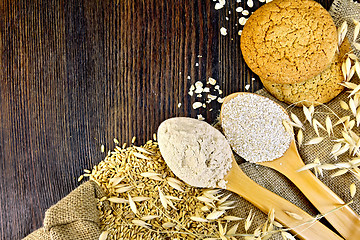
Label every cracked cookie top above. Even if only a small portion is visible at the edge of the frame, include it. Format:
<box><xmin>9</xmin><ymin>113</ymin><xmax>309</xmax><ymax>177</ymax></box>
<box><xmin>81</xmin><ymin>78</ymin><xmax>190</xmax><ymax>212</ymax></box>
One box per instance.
<box><xmin>240</xmin><ymin>0</ymin><xmax>337</xmax><ymax>84</ymax></box>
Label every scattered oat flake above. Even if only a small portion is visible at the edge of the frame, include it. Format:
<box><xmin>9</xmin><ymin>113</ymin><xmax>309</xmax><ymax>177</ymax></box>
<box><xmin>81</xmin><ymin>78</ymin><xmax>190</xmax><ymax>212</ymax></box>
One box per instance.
<box><xmin>236</xmin><ymin>7</ymin><xmax>243</xmax><ymax>12</ymax></box>
<box><xmin>78</xmin><ymin>175</ymin><xmax>84</xmax><ymax>182</ymax></box>
<box><xmin>101</xmin><ymin>144</ymin><xmax>105</xmax><ymax>153</ymax></box>
<box><xmin>208</xmin><ymin>77</ymin><xmax>217</xmax><ymax>85</ymax></box>
<box><xmin>245</xmin><ymin>84</ymin><xmax>250</xmax><ymax>90</ymax></box>
<box><xmin>247</xmin><ymin>0</ymin><xmax>253</xmax><ymax>8</ymax></box>
<box><xmin>220</xmin><ymin>27</ymin><xmax>227</xmax><ymax>36</ymax></box>
<box><xmin>193</xmin><ymin>102</ymin><xmax>203</xmax><ymax>109</ymax></box>
<box><xmin>177</xmin><ymin>103</ymin><xmax>181</xmax><ymax>108</ymax></box>
<box><xmin>239</xmin><ymin>17</ymin><xmax>247</xmax><ymax>25</ymax></box>
<box><xmin>195</xmin><ymin>81</ymin><xmax>203</xmax><ymax>88</ymax></box>
<box><xmin>208</xmin><ymin>94</ymin><xmax>217</xmax><ymax>100</ymax></box>
<box><xmin>242</xmin><ymin>10</ymin><xmax>249</xmax><ymax>16</ymax></box>
<box><xmin>215</xmin><ymin>3</ymin><xmax>224</xmax><ymax>10</ymax></box>
<box><xmin>217</xmin><ymin>97</ymin><xmax>224</xmax><ymax>103</ymax></box>
<box><xmin>197</xmin><ymin>114</ymin><xmax>205</xmax><ymax>121</ymax></box>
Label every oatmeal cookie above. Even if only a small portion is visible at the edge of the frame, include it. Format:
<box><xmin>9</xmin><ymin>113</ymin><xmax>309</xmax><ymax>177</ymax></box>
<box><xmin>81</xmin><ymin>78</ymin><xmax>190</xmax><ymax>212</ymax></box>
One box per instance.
<box><xmin>241</xmin><ymin>0</ymin><xmax>338</xmax><ymax>84</ymax></box>
<box><xmin>261</xmin><ymin>39</ymin><xmax>351</xmax><ymax>107</ymax></box>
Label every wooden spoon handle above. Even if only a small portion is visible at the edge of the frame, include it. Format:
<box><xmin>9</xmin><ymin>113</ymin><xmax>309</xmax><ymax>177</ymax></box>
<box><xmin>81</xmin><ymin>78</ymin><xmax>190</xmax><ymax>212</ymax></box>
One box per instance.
<box><xmin>225</xmin><ymin>161</ymin><xmax>342</xmax><ymax>240</ymax></box>
<box><xmin>276</xmin><ymin>164</ymin><xmax>360</xmax><ymax>239</ymax></box>
<box><xmin>260</xmin><ymin>141</ymin><xmax>360</xmax><ymax>239</ymax></box>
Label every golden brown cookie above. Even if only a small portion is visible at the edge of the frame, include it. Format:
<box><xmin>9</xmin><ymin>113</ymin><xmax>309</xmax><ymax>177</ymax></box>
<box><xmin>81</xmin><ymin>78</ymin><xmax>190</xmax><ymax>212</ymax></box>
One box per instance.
<box><xmin>241</xmin><ymin>0</ymin><xmax>338</xmax><ymax>84</ymax></box>
<box><xmin>261</xmin><ymin>39</ymin><xmax>351</xmax><ymax>107</ymax></box>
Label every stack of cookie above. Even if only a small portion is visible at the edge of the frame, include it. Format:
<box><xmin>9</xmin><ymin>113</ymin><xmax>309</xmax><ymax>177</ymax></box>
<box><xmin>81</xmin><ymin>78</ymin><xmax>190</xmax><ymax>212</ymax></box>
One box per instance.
<box><xmin>241</xmin><ymin>0</ymin><xmax>351</xmax><ymax>107</ymax></box>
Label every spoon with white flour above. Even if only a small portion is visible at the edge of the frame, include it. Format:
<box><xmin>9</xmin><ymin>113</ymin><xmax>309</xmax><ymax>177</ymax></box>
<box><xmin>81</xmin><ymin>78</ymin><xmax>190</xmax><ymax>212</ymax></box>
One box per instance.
<box><xmin>220</xmin><ymin>92</ymin><xmax>360</xmax><ymax>239</ymax></box>
<box><xmin>157</xmin><ymin>117</ymin><xmax>342</xmax><ymax>240</ymax></box>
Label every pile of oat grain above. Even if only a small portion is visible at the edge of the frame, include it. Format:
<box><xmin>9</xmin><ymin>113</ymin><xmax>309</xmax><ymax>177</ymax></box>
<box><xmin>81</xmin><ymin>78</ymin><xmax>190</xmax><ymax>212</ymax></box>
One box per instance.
<box><xmin>83</xmin><ymin>139</ymin><xmax>239</xmax><ymax>239</ymax></box>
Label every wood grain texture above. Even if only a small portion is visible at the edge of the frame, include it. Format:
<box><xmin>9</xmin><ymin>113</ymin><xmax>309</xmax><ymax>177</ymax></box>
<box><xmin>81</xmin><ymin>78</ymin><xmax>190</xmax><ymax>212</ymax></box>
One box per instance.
<box><xmin>0</xmin><ymin>0</ymin><xmax>334</xmax><ymax>238</ymax></box>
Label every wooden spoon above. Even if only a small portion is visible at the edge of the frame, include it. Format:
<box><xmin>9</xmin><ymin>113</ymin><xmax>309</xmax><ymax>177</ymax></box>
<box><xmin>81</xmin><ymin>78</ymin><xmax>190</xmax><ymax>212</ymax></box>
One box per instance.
<box><xmin>220</xmin><ymin>92</ymin><xmax>360</xmax><ymax>239</ymax></box>
<box><xmin>224</xmin><ymin>156</ymin><xmax>342</xmax><ymax>240</ymax></box>
<box><xmin>157</xmin><ymin>117</ymin><xmax>342</xmax><ymax>240</ymax></box>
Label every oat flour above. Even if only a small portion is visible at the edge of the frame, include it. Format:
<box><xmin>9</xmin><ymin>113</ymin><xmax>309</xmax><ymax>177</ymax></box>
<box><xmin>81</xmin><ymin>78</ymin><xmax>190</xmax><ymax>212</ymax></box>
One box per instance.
<box><xmin>157</xmin><ymin>117</ymin><xmax>232</xmax><ymax>188</ymax></box>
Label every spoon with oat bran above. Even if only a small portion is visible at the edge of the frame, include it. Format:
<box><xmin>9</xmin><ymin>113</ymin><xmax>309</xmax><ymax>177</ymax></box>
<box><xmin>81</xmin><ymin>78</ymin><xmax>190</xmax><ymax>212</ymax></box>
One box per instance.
<box><xmin>220</xmin><ymin>92</ymin><xmax>360</xmax><ymax>239</ymax></box>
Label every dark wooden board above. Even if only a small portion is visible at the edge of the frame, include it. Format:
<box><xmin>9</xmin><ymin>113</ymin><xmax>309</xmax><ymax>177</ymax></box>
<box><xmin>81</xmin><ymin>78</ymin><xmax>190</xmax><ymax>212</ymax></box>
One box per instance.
<box><xmin>0</xmin><ymin>0</ymin><xmax>334</xmax><ymax>238</ymax></box>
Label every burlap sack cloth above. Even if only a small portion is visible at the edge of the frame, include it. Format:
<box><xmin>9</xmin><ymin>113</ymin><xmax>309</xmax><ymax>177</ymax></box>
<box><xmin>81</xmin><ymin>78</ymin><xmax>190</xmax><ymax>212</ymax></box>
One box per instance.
<box><xmin>24</xmin><ymin>0</ymin><xmax>360</xmax><ymax>239</ymax></box>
